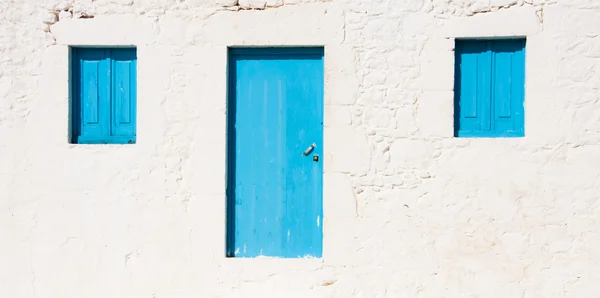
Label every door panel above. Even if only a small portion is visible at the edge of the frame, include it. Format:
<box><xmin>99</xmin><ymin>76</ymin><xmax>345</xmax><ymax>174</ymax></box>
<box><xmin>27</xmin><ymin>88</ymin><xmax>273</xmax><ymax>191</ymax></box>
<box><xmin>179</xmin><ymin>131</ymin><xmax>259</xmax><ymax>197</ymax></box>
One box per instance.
<box><xmin>227</xmin><ymin>48</ymin><xmax>324</xmax><ymax>258</ymax></box>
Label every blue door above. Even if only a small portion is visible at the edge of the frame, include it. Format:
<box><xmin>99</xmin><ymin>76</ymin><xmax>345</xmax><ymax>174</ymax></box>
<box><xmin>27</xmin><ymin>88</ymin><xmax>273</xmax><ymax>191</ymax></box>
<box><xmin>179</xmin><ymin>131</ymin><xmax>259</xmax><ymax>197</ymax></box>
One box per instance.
<box><xmin>227</xmin><ymin>48</ymin><xmax>324</xmax><ymax>258</ymax></box>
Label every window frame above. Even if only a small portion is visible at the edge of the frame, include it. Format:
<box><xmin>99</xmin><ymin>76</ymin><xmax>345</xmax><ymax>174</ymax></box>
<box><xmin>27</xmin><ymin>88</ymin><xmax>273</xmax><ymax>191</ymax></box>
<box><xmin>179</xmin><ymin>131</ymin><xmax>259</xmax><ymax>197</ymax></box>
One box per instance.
<box><xmin>70</xmin><ymin>47</ymin><xmax>137</xmax><ymax>144</ymax></box>
<box><xmin>453</xmin><ymin>38</ymin><xmax>526</xmax><ymax>138</ymax></box>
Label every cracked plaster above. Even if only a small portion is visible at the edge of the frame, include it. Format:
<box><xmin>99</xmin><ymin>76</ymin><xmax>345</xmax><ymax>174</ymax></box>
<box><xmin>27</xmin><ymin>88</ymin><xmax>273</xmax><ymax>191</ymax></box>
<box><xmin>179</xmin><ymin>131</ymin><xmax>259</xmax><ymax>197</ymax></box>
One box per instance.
<box><xmin>1</xmin><ymin>0</ymin><xmax>600</xmax><ymax>297</ymax></box>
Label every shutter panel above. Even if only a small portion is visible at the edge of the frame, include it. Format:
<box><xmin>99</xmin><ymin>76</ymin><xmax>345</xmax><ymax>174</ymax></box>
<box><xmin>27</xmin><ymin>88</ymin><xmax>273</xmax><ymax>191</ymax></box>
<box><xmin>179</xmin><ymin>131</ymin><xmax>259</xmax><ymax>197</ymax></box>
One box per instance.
<box><xmin>76</xmin><ymin>48</ymin><xmax>110</xmax><ymax>140</ymax></box>
<box><xmin>491</xmin><ymin>39</ymin><xmax>525</xmax><ymax>136</ymax></box>
<box><xmin>455</xmin><ymin>40</ymin><xmax>492</xmax><ymax>136</ymax></box>
<box><xmin>110</xmin><ymin>49</ymin><xmax>137</xmax><ymax>141</ymax></box>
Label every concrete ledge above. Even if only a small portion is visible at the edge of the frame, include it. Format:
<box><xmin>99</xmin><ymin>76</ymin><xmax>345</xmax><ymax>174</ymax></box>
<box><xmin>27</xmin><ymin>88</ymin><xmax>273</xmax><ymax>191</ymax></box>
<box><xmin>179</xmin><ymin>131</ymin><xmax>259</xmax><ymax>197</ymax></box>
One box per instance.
<box><xmin>50</xmin><ymin>14</ymin><xmax>155</xmax><ymax>46</ymax></box>
<box><xmin>436</xmin><ymin>6</ymin><xmax>540</xmax><ymax>38</ymax></box>
<box><xmin>187</xmin><ymin>3</ymin><xmax>345</xmax><ymax>46</ymax></box>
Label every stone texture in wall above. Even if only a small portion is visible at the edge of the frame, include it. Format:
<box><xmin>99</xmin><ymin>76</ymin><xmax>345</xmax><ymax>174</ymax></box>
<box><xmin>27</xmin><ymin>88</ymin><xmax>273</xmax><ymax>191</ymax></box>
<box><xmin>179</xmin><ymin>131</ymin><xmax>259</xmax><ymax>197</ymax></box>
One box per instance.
<box><xmin>424</xmin><ymin>0</ymin><xmax>557</xmax><ymax>17</ymax></box>
<box><xmin>2</xmin><ymin>0</ymin><xmax>600</xmax><ymax>297</ymax></box>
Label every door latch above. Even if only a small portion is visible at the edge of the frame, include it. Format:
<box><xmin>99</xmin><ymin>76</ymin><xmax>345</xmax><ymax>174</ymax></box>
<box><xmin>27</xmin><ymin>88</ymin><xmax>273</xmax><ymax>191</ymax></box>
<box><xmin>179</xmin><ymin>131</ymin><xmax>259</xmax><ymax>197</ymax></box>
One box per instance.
<box><xmin>303</xmin><ymin>143</ymin><xmax>316</xmax><ymax>156</ymax></box>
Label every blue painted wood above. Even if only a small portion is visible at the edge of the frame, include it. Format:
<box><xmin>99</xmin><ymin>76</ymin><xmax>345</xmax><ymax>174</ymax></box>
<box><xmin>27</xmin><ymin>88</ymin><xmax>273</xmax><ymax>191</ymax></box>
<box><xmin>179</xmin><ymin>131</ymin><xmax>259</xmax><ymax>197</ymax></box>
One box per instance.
<box><xmin>227</xmin><ymin>48</ymin><xmax>324</xmax><ymax>258</ymax></box>
<box><xmin>75</xmin><ymin>48</ymin><xmax>110</xmax><ymax>140</ymax></box>
<box><xmin>72</xmin><ymin>48</ymin><xmax>137</xmax><ymax>144</ymax></box>
<box><xmin>111</xmin><ymin>49</ymin><xmax>137</xmax><ymax>139</ymax></box>
<box><xmin>454</xmin><ymin>39</ymin><xmax>525</xmax><ymax>138</ymax></box>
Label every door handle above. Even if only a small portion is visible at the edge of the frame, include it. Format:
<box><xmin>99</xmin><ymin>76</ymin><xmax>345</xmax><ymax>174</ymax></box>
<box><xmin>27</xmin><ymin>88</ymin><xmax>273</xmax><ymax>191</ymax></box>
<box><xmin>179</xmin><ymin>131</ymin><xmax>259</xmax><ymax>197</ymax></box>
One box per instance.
<box><xmin>303</xmin><ymin>143</ymin><xmax>316</xmax><ymax>156</ymax></box>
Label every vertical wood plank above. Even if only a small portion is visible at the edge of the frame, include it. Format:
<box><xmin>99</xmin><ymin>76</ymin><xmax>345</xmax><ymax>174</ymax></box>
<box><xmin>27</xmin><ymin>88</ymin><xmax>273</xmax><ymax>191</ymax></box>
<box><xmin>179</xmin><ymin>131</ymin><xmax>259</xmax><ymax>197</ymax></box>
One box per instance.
<box><xmin>111</xmin><ymin>48</ymin><xmax>137</xmax><ymax>141</ymax></box>
<box><xmin>76</xmin><ymin>48</ymin><xmax>109</xmax><ymax>139</ymax></box>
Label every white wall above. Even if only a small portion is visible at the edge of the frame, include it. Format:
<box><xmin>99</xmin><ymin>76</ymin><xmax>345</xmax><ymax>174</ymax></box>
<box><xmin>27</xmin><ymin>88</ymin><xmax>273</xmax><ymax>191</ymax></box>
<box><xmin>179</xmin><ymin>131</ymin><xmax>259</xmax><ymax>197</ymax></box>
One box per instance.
<box><xmin>1</xmin><ymin>0</ymin><xmax>600</xmax><ymax>297</ymax></box>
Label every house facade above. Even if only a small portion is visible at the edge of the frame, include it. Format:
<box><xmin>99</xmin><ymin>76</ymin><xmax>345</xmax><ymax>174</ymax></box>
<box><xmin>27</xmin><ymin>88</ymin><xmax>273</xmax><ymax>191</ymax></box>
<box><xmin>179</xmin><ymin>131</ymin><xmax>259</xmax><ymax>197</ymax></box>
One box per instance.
<box><xmin>1</xmin><ymin>0</ymin><xmax>599</xmax><ymax>297</ymax></box>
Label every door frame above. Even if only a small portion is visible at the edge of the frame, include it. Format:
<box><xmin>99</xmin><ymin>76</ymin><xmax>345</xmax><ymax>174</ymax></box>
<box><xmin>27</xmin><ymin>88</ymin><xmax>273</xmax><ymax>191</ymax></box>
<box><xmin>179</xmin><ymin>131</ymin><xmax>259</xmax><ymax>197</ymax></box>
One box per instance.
<box><xmin>225</xmin><ymin>47</ymin><xmax>325</xmax><ymax>258</ymax></box>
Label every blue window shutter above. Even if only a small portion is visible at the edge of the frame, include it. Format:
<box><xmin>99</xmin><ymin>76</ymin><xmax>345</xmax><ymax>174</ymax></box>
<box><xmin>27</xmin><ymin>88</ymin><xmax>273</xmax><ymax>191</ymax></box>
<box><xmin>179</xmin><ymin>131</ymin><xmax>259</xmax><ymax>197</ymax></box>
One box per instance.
<box><xmin>72</xmin><ymin>48</ymin><xmax>136</xmax><ymax>144</ymax></box>
<box><xmin>491</xmin><ymin>39</ymin><xmax>525</xmax><ymax>136</ymax></box>
<box><xmin>455</xmin><ymin>40</ymin><xmax>492</xmax><ymax>135</ymax></box>
<box><xmin>455</xmin><ymin>39</ymin><xmax>525</xmax><ymax>137</ymax></box>
<box><xmin>110</xmin><ymin>49</ymin><xmax>137</xmax><ymax>140</ymax></box>
<box><xmin>75</xmin><ymin>48</ymin><xmax>111</xmax><ymax>140</ymax></box>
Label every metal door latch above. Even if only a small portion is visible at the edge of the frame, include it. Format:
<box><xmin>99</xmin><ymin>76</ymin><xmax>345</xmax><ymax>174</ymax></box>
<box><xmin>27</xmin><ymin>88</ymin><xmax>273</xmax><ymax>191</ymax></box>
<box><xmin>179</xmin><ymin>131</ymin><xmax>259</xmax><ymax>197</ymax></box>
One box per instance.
<box><xmin>303</xmin><ymin>143</ymin><xmax>316</xmax><ymax>156</ymax></box>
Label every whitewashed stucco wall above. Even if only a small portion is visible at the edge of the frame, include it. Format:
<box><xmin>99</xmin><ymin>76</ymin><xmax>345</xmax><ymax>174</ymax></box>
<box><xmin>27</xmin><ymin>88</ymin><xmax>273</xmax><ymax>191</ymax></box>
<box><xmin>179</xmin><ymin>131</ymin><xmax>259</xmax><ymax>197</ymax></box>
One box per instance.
<box><xmin>1</xmin><ymin>0</ymin><xmax>600</xmax><ymax>297</ymax></box>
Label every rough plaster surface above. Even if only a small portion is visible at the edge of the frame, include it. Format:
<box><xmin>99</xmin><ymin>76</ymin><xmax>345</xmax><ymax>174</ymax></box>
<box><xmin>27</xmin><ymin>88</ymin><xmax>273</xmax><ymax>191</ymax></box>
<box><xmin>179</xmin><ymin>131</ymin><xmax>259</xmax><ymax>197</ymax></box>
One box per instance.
<box><xmin>1</xmin><ymin>0</ymin><xmax>600</xmax><ymax>297</ymax></box>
